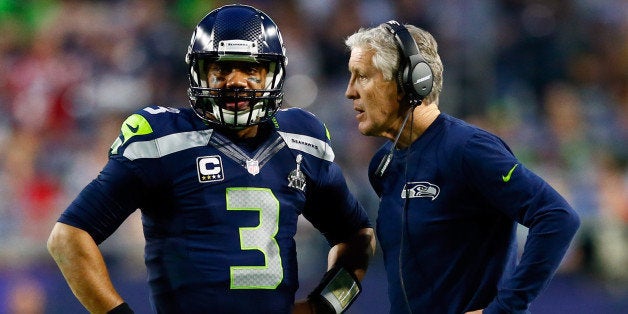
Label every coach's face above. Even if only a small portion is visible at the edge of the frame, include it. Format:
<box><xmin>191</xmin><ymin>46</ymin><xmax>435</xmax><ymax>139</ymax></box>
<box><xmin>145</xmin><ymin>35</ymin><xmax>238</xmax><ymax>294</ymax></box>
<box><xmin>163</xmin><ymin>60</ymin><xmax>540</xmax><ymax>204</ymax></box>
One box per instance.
<box><xmin>345</xmin><ymin>47</ymin><xmax>404</xmax><ymax>141</ymax></box>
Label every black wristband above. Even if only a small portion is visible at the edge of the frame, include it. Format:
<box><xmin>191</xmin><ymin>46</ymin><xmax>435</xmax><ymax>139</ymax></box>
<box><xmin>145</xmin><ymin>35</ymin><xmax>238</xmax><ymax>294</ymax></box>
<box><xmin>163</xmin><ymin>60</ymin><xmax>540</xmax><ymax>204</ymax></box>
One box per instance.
<box><xmin>309</xmin><ymin>295</ymin><xmax>336</xmax><ymax>314</ymax></box>
<box><xmin>107</xmin><ymin>302</ymin><xmax>134</xmax><ymax>314</ymax></box>
<box><xmin>308</xmin><ymin>266</ymin><xmax>362</xmax><ymax>314</ymax></box>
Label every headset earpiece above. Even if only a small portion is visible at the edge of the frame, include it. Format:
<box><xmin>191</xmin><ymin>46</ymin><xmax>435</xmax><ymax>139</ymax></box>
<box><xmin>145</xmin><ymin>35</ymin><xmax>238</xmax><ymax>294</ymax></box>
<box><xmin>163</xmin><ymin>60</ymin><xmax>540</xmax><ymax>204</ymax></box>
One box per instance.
<box><xmin>383</xmin><ymin>20</ymin><xmax>433</xmax><ymax>106</ymax></box>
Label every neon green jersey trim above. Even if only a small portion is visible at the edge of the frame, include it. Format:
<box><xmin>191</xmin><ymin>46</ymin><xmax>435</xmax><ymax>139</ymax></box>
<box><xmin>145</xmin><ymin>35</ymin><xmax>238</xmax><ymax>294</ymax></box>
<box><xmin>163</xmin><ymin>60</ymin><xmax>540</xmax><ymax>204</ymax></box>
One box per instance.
<box><xmin>121</xmin><ymin>114</ymin><xmax>153</xmax><ymax>142</ymax></box>
<box><xmin>110</xmin><ymin>114</ymin><xmax>154</xmax><ymax>155</ymax></box>
<box><xmin>323</xmin><ymin>123</ymin><xmax>331</xmax><ymax>141</ymax></box>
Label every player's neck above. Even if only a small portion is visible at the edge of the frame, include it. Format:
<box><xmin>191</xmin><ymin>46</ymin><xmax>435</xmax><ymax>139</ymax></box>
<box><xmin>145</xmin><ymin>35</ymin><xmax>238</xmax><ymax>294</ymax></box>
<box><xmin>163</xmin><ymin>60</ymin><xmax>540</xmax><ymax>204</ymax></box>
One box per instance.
<box><xmin>219</xmin><ymin>123</ymin><xmax>273</xmax><ymax>152</ymax></box>
<box><xmin>224</xmin><ymin>125</ymin><xmax>260</xmax><ymax>139</ymax></box>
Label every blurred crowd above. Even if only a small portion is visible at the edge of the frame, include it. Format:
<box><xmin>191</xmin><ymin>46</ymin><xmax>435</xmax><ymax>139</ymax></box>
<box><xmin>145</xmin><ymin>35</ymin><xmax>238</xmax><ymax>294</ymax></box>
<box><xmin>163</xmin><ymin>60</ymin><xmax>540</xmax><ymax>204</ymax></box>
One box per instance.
<box><xmin>0</xmin><ymin>0</ymin><xmax>626</xmax><ymax>313</ymax></box>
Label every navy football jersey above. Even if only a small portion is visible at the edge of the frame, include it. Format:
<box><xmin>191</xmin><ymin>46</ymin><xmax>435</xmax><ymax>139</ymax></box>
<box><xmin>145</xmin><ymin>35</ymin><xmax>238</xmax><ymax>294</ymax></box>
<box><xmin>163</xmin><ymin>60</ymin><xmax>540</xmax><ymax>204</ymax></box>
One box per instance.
<box><xmin>59</xmin><ymin>106</ymin><xmax>370</xmax><ymax>314</ymax></box>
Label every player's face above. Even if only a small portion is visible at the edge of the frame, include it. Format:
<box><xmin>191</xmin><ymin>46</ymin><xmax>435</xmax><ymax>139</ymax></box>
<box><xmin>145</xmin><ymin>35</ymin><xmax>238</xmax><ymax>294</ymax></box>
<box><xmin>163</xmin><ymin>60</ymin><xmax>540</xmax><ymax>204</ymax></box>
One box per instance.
<box><xmin>345</xmin><ymin>47</ymin><xmax>403</xmax><ymax>140</ymax></box>
<box><xmin>206</xmin><ymin>61</ymin><xmax>268</xmax><ymax>111</ymax></box>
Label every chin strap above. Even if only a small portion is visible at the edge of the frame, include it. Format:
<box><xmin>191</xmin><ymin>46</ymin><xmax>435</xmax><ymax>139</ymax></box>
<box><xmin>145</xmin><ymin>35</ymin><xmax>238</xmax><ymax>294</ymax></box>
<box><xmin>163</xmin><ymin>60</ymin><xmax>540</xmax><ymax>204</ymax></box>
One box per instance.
<box><xmin>307</xmin><ymin>266</ymin><xmax>362</xmax><ymax>313</ymax></box>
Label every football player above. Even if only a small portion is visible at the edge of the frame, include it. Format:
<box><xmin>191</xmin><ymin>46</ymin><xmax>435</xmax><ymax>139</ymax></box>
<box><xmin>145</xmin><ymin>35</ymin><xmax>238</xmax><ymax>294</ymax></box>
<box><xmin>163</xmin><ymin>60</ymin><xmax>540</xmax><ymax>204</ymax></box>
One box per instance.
<box><xmin>47</xmin><ymin>4</ymin><xmax>375</xmax><ymax>314</ymax></box>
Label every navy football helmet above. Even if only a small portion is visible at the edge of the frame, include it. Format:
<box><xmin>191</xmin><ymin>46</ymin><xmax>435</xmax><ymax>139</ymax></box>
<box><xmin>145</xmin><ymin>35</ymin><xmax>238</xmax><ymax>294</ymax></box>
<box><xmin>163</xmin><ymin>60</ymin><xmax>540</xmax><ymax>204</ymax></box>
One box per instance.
<box><xmin>186</xmin><ymin>4</ymin><xmax>287</xmax><ymax>129</ymax></box>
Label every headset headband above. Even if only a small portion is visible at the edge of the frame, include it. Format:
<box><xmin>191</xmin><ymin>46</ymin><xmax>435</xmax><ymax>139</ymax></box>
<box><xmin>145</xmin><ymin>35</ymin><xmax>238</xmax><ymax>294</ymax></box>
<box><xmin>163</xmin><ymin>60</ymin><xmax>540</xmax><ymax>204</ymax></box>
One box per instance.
<box><xmin>383</xmin><ymin>20</ymin><xmax>433</xmax><ymax>104</ymax></box>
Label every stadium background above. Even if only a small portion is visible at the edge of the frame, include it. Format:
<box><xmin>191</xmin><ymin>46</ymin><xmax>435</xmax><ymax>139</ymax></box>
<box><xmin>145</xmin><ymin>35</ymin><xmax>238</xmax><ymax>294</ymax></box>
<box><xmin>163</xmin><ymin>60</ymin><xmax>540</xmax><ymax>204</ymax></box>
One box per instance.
<box><xmin>0</xmin><ymin>0</ymin><xmax>626</xmax><ymax>313</ymax></box>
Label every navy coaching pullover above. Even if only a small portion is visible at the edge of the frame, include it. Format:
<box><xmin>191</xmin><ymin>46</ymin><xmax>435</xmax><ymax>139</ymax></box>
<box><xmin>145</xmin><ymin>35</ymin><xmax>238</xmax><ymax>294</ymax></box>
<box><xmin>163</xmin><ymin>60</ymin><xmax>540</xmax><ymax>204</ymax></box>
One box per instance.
<box><xmin>369</xmin><ymin>113</ymin><xmax>579</xmax><ymax>314</ymax></box>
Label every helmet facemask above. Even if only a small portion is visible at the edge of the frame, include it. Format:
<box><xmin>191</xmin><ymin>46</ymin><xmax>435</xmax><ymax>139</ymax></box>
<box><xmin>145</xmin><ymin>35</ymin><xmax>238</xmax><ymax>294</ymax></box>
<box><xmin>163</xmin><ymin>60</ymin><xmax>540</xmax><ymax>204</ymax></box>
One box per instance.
<box><xmin>188</xmin><ymin>52</ymin><xmax>284</xmax><ymax>129</ymax></box>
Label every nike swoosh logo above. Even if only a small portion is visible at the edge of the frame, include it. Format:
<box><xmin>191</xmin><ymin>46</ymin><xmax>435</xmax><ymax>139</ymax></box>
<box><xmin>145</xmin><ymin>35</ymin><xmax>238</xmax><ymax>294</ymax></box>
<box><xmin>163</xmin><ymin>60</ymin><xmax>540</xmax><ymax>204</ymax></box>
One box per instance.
<box><xmin>502</xmin><ymin>164</ymin><xmax>519</xmax><ymax>182</ymax></box>
<box><xmin>126</xmin><ymin>123</ymin><xmax>139</xmax><ymax>133</ymax></box>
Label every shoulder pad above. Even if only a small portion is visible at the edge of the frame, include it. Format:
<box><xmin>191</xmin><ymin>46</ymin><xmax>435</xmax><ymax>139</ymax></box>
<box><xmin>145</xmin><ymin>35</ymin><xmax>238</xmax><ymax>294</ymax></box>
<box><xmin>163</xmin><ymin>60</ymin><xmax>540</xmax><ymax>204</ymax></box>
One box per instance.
<box><xmin>273</xmin><ymin>108</ymin><xmax>335</xmax><ymax>162</ymax></box>
<box><xmin>273</xmin><ymin>108</ymin><xmax>331</xmax><ymax>141</ymax></box>
<box><xmin>109</xmin><ymin>106</ymin><xmax>211</xmax><ymax>159</ymax></box>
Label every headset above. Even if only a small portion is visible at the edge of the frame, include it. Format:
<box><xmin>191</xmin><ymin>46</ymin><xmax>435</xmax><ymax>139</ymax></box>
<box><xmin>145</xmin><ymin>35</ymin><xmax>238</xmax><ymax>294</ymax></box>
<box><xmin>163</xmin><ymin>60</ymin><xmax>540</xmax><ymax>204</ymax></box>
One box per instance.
<box><xmin>375</xmin><ymin>21</ymin><xmax>434</xmax><ymax>177</ymax></box>
<box><xmin>383</xmin><ymin>20</ymin><xmax>433</xmax><ymax>107</ymax></box>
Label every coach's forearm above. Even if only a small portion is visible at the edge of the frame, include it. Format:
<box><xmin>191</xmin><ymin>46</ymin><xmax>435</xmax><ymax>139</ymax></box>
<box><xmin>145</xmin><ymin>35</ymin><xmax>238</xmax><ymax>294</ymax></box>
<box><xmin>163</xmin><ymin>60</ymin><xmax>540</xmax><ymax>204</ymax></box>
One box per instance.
<box><xmin>327</xmin><ymin>227</ymin><xmax>376</xmax><ymax>280</ymax></box>
<box><xmin>47</xmin><ymin>222</ymin><xmax>125</xmax><ymax>314</ymax></box>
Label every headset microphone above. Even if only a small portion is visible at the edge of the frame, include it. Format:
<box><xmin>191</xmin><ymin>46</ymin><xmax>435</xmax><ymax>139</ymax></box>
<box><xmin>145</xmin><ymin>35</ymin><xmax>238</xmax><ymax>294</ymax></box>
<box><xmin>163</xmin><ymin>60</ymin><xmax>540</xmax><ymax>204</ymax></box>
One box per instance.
<box><xmin>375</xmin><ymin>107</ymin><xmax>414</xmax><ymax>177</ymax></box>
<box><xmin>375</xmin><ymin>151</ymin><xmax>393</xmax><ymax>178</ymax></box>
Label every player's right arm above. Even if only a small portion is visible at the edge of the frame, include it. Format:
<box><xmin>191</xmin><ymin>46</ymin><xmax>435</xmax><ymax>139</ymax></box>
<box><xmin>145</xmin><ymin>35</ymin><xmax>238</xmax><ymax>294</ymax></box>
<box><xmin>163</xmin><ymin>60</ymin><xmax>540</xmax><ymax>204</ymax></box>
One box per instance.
<box><xmin>47</xmin><ymin>108</ymin><xmax>165</xmax><ymax>313</ymax></box>
<box><xmin>47</xmin><ymin>222</ymin><xmax>126</xmax><ymax>313</ymax></box>
<box><xmin>47</xmin><ymin>146</ymin><xmax>147</xmax><ymax>314</ymax></box>
<box><xmin>46</xmin><ymin>157</ymin><xmax>143</xmax><ymax>313</ymax></box>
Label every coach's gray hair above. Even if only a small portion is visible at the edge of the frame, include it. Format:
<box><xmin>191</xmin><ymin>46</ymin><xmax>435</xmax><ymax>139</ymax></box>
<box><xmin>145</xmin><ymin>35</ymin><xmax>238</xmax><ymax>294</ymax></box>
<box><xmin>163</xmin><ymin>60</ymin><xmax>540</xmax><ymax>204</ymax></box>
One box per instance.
<box><xmin>345</xmin><ymin>23</ymin><xmax>443</xmax><ymax>104</ymax></box>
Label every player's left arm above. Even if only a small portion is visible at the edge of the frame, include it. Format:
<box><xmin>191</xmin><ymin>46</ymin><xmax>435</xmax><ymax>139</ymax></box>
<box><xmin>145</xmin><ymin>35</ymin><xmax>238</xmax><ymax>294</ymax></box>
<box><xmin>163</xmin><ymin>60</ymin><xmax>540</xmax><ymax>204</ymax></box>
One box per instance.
<box><xmin>326</xmin><ymin>226</ymin><xmax>376</xmax><ymax>282</ymax></box>
<box><xmin>296</xmin><ymin>160</ymin><xmax>375</xmax><ymax>314</ymax></box>
<box><xmin>293</xmin><ymin>227</ymin><xmax>375</xmax><ymax>314</ymax></box>
<box><xmin>285</xmin><ymin>111</ymin><xmax>375</xmax><ymax>313</ymax></box>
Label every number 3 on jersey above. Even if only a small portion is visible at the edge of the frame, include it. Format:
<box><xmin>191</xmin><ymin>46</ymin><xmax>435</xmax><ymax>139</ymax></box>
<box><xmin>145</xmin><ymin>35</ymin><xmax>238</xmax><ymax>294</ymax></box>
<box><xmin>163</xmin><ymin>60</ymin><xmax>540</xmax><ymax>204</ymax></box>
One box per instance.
<box><xmin>227</xmin><ymin>188</ymin><xmax>283</xmax><ymax>289</ymax></box>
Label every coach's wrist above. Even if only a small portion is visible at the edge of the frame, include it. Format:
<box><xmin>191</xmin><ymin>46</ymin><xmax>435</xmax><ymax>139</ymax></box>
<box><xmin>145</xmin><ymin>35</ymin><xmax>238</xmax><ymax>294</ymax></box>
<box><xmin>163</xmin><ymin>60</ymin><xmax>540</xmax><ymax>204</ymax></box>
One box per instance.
<box><xmin>107</xmin><ymin>302</ymin><xmax>134</xmax><ymax>314</ymax></box>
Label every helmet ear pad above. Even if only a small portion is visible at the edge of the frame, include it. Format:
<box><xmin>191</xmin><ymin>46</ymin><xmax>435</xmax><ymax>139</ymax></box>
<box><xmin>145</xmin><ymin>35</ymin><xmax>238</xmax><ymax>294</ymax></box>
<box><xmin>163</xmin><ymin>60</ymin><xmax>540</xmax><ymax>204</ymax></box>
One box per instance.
<box><xmin>384</xmin><ymin>21</ymin><xmax>433</xmax><ymax>105</ymax></box>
